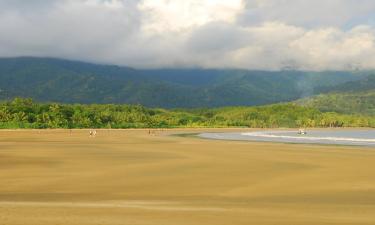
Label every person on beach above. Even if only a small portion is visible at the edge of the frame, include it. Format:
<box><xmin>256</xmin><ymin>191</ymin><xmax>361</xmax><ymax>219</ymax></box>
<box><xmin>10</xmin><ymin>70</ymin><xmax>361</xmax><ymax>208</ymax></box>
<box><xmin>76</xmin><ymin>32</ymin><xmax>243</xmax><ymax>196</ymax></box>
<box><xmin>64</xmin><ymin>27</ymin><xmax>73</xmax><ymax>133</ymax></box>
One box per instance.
<box><xmin>89</xmin><ymin>130</ymin><xmax>97</xmax><ymax>137</ymax></box>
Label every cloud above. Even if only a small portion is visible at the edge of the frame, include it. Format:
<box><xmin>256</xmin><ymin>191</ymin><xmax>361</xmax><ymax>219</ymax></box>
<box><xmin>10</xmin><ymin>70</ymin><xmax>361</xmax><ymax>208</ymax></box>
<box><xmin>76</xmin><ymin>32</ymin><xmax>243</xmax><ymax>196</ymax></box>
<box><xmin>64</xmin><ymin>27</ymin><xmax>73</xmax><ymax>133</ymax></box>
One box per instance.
<box><xmin>289</xmin><ymin>26</ymin><xmax>375</xmax><ymax>70</ymax></box>
<box><xmin>240</xmin><ymin>0</ymin><xmax>375</xmax><ymax>28</ymax></box>
<box><xmin>139</xmin><ymin>0</ymin><xmax>243</xmax><ymax>32</ymax></box>
<box><xmin>0</xmin><ymin>0</ymin><xmax>60</xmax><ymax>11</ymax></box>
<box><xmin>0</xmin><ymin>0</ymin><xmax>374</xmax><ymax>70</ymax></box>
<box><xmin>0</xmin><ymin>0</ymin><xmax>141</xmax><ymax>62</ymax></box>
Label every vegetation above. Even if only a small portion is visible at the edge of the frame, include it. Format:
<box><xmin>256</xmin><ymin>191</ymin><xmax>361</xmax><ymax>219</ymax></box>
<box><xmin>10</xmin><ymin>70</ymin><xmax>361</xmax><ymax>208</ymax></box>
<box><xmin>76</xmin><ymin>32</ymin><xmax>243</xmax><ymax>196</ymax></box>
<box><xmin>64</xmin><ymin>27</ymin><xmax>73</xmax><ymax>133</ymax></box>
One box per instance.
<box><xmin>0</xmin><ymin>57</ymin><xmax>365</xmax><ymax>108</ymax></box>
<box><xmin>297</xmin><ymin>91</ymin><xmax>375</xmax><ymax>116</ymax></box>
<box><xmin>317</xmin><ymin>73</ymin><xmax>375</xmax><ymax>93</ymax></box>
<box><xmin>297</xmin><ymin>74</ymin><xmax>375</xmax><ymax>116</ymax></box>
<box><xmin>1</xmin><ymin>58</ymin><xmax>374</xmax><ymax>128</ymax></box>
<box><xmin>1</xmin><ymin>98</ymin><xmax>374</xmax><ymax>129</ymax></box>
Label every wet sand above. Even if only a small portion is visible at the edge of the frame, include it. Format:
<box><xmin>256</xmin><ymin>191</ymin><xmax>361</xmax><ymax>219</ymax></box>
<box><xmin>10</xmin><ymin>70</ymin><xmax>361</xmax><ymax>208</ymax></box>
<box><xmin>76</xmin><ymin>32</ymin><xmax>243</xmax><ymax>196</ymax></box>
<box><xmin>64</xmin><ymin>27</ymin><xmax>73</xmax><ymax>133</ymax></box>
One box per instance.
<box><xmin>1</xmin><ymin>129</ymin><xmax>375</xmax><ymax>225</ymax></box>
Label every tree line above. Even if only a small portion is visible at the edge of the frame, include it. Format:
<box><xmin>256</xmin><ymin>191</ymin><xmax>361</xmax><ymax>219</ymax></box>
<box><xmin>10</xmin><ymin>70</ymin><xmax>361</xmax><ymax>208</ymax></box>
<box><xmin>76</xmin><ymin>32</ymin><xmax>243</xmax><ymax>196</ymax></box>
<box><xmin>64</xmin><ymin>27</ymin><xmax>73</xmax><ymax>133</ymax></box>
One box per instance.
<box><xmin>0</xmin><ymin>98</ymin><xmax>374</xmax><ymax>129</ymax></box>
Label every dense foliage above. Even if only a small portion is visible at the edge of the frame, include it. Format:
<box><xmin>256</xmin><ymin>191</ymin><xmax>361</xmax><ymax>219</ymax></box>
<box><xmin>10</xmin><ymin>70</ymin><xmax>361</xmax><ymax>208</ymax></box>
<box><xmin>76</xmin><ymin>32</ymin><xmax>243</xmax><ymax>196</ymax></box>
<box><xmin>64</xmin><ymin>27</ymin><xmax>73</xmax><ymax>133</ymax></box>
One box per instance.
<box><xmin>297</xmin><ymin>91</ymin><xmax>375</xmax><ymax>116</ymax></box>
<box><xmin>1</xmin><ymin>98</ymin><xmax>374</xmax><ymax>129</ymax></box>
<box><xmin>0</xmin><ymin>57</ymin><xmax>365</xmax><ymax>108</ymax></box>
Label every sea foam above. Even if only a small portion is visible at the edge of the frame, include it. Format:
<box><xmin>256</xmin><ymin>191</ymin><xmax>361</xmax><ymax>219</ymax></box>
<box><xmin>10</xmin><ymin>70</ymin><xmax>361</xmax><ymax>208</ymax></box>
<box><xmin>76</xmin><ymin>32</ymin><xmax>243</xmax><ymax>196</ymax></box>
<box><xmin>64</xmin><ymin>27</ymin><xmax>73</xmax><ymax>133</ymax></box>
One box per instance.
<box><xmin>241</xmin><ymin>131</ymin><xmax>375</xmax><ymax>143</ymax></box>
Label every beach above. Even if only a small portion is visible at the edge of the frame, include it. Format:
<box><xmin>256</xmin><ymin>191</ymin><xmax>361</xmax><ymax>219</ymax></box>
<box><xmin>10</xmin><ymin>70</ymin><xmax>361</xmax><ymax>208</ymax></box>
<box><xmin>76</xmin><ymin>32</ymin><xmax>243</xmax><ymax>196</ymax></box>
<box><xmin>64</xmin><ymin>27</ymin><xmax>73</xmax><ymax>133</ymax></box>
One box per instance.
<box><xmin>1</xmin><ymin>129</ymin><xmax>375</xmax><ymax>225</ymax></box>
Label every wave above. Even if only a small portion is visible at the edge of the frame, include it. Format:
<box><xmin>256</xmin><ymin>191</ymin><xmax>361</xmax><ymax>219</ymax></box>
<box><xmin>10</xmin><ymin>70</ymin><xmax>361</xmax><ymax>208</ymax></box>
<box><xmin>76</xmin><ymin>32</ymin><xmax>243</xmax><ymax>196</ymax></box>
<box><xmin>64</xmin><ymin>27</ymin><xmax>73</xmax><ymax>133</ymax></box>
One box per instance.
<box><xmin>241</xmin><ymin>131</ymin><xmax>375</xmax><ymax>143</ymax></box>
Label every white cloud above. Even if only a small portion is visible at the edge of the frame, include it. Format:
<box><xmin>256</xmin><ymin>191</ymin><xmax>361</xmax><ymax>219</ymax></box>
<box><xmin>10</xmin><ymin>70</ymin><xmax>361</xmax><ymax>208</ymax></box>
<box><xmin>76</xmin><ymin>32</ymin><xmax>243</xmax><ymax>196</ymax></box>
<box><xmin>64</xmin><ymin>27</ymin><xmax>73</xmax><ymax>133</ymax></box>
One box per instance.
<box><xmin>289</xmin><ymin>26</ymin><xmax>375</xmax><ymax>70</ymax></box>
<box><xmin>139</xmin><ymin>0</ymin><xmax>243</xmax><ymax>33</ymax></box>
<box><xmin>0</xmin><ymin>0</ymin><xmax>374</xmax><ymax>70</ymax></box>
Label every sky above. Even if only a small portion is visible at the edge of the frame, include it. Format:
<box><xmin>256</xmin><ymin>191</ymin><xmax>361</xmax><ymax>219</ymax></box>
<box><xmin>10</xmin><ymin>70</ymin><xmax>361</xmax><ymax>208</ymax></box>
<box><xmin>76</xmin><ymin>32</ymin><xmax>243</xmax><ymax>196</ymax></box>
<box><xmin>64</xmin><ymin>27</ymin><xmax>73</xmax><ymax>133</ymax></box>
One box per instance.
<box><xmin>0</xmin><ymin>0</ymin><xmax>375</xmax><ymax>70</ymax></box>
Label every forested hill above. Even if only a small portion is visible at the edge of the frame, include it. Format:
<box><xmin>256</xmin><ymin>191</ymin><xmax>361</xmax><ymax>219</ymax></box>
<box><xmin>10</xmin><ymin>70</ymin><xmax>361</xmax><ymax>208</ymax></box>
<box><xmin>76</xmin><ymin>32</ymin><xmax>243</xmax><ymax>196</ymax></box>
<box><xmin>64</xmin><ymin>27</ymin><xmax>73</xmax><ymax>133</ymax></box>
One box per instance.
<box><xmin>297</xmin><ymin>73</ymin><xmax>375</xmax><ymax>116</ymax></box>
<box><xmin>0</xmin><ymin>57</ymin><xmax>366</xmax><ymax>108</ymax></box>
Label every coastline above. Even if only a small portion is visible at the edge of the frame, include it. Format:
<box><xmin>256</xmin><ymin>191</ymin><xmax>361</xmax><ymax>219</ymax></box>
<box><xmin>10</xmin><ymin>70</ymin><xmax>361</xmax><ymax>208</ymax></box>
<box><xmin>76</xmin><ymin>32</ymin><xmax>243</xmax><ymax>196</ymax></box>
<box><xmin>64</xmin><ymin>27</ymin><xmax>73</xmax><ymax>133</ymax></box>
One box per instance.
<box><xmin>197</xmin><ymin>129</ymin><xmax>375</xmax><ymax>148</ymax></box>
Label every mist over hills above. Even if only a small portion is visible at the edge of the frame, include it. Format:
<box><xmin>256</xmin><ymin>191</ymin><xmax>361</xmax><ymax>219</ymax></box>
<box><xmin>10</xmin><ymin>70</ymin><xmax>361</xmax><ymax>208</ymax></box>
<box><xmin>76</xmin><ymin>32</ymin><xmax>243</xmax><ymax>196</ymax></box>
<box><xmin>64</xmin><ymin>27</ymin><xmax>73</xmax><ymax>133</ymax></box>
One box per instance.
<box><xmin>297</xmin><ymin>73</ymin><xmax>375</xmax><ymax>115</ymax></box>
<box><xmin>319</xmin><ymin>73</ymin><xmax>375</xmax><ymax>93</ymax></box>
<box><xmin>0</xmin><ymin>57</ymin><xmax>370</xmax><ymax>108</ymax></box>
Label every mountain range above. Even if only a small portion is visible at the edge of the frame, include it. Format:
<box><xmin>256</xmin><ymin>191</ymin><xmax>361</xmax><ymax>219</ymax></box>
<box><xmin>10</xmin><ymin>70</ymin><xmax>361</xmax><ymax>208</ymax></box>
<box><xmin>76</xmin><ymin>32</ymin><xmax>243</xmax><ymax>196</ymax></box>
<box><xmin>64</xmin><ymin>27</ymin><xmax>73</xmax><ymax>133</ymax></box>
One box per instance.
<box><xmin>0</xmin><ymin>57</ymin><xmax>372</xmax><ymax>108</ymax></box>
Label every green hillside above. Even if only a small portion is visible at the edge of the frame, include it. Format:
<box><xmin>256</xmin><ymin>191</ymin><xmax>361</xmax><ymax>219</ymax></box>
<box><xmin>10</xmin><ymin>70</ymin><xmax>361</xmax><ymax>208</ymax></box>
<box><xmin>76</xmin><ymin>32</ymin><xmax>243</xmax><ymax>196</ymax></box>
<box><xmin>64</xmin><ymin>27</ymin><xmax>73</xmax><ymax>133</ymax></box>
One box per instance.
<box><xmin>0</xmin><ymin>57</ymin><xmax>364</xmax><ymax>108</ymax></box>
<box><xmin>298</xmin><ymin>74</ymin><xmax>375</xmax><ymax>115</ymax></box>
<box><xmin>318</xmin><ymin>73</ymin><xmax>375</xmax><ymax>93</ymax></box>
<box><xmin>298</xmin><ymin>91</ymin><xmax>375</xmax><ymax>116</ymax></box>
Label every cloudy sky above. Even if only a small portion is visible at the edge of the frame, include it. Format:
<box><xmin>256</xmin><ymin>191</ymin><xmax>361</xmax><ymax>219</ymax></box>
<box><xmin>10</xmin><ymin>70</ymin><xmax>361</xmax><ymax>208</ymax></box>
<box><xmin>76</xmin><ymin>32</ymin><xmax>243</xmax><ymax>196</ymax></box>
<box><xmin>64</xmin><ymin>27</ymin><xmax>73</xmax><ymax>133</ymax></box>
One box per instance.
<box><xmin>0</xmin><ymin>0</ymin><xmax>375</xmax><ymax>70</ymax></box>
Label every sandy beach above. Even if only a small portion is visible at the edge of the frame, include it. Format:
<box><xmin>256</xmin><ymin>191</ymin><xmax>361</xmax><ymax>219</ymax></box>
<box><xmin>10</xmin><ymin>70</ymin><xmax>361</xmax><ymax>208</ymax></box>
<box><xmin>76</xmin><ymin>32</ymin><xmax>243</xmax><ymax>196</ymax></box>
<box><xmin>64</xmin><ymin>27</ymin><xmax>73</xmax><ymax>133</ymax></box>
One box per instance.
<box><xmin>1</xmin><ymin>129</ymin><xmax>375</xmax><ymax>225</ymax></box>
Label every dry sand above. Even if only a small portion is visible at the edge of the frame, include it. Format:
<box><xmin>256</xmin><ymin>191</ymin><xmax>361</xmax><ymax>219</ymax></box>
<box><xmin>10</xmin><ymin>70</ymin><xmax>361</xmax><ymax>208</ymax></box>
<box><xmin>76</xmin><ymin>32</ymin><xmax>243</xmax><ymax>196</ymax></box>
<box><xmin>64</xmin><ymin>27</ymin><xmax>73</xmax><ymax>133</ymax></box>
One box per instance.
<box><xmin>1</xmin><ymin>129</ymin><xmax>375</xmax><ymax>225</ymax></box>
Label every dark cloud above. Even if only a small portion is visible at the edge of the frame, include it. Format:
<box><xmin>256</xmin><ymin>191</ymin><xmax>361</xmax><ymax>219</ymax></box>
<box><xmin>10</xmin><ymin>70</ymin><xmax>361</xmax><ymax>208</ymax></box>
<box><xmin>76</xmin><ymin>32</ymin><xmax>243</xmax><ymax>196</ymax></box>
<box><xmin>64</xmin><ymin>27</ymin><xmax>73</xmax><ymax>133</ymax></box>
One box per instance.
<box><xmin>0</xmin><ymin>0</ymin><xmax>61</xmax><ymax>12</ymax></box>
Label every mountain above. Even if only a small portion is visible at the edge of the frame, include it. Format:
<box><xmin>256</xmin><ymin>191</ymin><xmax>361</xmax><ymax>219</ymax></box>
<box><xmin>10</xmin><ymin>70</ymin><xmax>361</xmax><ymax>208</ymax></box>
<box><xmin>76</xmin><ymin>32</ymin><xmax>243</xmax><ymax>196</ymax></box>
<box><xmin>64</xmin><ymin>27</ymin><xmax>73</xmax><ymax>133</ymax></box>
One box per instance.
<box><xmin>318</xmin><ymin>72</ymin><xmax>375</xmax><ymax>93</ymax></box>
<box><xmin>0</xmin><ymin>57</ymin><xmax>366</xmax><ymax>108</ymax></box>
<box><xmin>297</xmin><ymin>73</ymin><xmax>375</xmax><ymax>115</ymax></box>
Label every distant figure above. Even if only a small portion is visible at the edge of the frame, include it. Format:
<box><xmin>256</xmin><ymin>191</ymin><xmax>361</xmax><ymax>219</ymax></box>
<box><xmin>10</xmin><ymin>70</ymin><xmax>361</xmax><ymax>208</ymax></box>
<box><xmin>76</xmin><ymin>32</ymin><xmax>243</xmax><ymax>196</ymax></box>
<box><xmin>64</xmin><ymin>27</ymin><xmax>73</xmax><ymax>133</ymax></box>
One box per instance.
<box><xmin>298</xmin><ymin>128</ymin><xmax>307</xmax><ymax>135</ymax></box>
<box><xmin>148</xmin><ymin>129</ymin><xmax>156</xmax><ymax>136</ymax></box>
<box><xmin>89</xmin><ymin>129</ymin><xmax>97</xmax><ymax>137</ymax></box>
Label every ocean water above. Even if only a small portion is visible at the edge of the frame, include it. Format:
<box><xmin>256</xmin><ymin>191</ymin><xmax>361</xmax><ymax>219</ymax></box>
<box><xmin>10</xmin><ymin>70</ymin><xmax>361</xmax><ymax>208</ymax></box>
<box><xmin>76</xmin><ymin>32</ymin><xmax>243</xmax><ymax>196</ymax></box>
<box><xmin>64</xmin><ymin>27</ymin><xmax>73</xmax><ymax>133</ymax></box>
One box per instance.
<box><xmin>198</xmin><ymin>130</ymin><xmax>375</xmax><ymax>147</ymax></box>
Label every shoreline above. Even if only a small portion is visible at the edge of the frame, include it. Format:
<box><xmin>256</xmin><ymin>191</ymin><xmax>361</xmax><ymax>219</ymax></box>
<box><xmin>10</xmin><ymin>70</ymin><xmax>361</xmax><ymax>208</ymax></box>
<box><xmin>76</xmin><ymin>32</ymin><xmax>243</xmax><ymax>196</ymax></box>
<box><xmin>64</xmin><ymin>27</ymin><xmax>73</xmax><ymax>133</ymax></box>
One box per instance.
<box><xmin>0</xmin><ymin>127</ymin><xmax>373</xmax><ymax>131</ymax></box>
<box><xmin>197</xmin><ymin>129</ymin><xmax>375</xmax><ymax>148</ymax></box>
